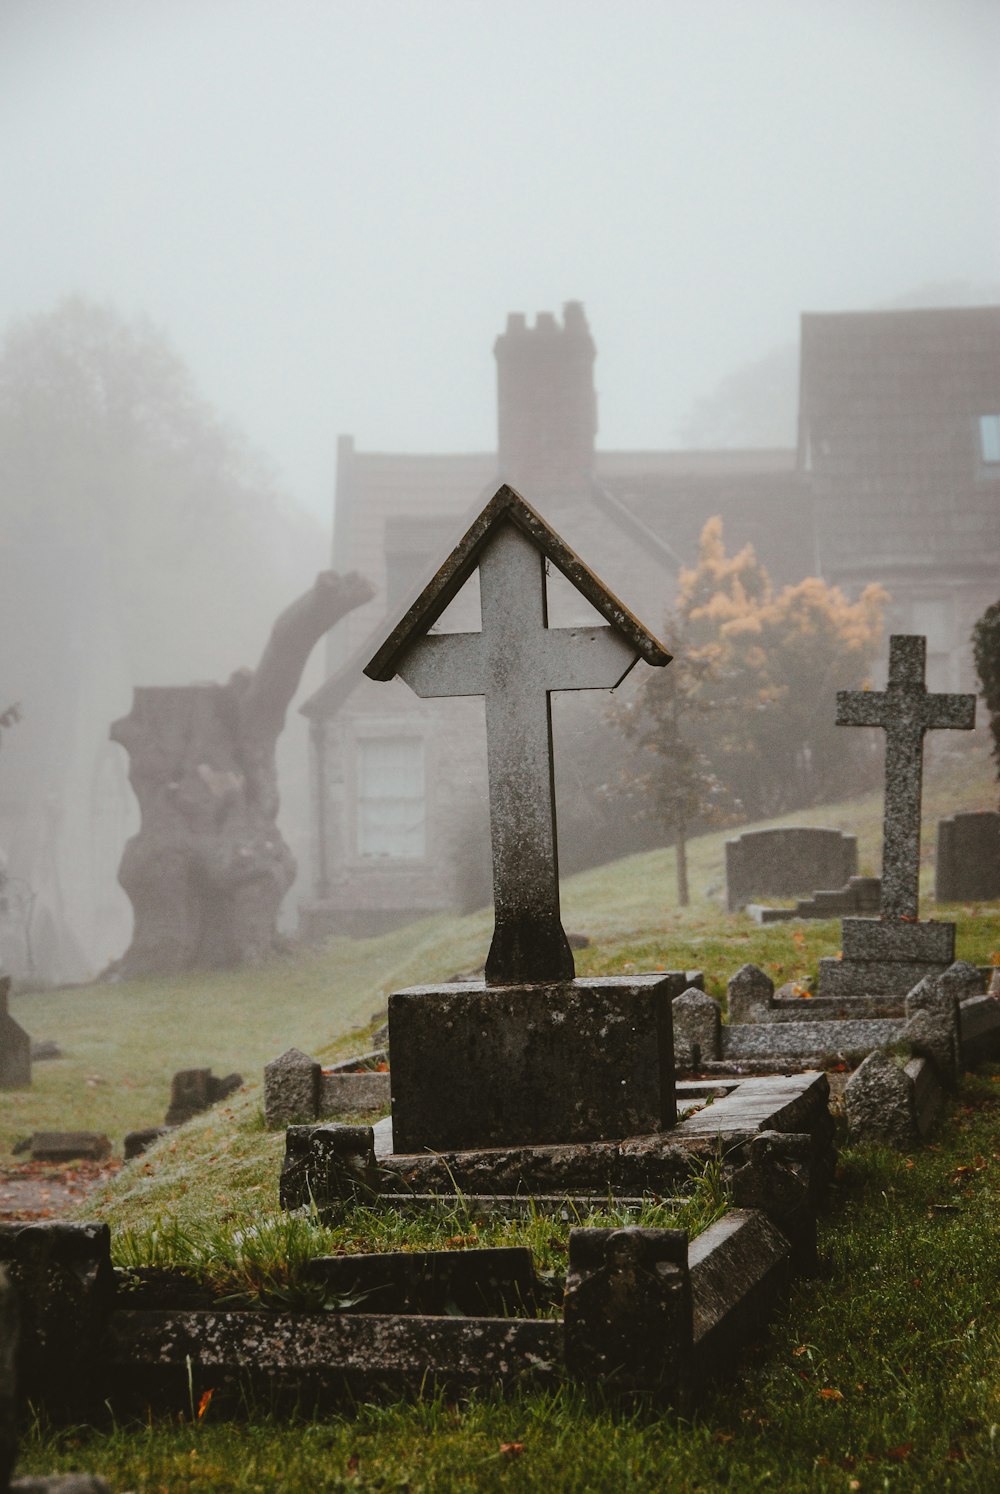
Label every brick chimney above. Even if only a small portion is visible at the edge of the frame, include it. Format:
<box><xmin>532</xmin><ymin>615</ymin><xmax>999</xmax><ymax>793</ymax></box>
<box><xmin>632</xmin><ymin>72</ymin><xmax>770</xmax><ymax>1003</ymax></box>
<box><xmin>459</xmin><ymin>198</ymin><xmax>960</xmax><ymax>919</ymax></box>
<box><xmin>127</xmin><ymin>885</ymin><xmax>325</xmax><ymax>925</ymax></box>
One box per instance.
<box><xmin>494</xmin><ymin>300</ymin><xmax>597</xmax><ymax>500</ymax></box>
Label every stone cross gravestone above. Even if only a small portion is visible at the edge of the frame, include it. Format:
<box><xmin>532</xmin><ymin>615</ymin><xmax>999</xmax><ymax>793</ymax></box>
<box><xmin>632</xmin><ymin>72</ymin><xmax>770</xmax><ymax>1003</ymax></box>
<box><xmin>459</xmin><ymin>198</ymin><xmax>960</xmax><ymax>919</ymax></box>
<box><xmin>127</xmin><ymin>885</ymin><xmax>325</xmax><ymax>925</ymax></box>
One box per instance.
<box><xmin>366</xmin><ymin>483</ymin><xmax>671</xmax><ymax>985</ymax></box>
<box><xmin>818</xmin><ymin>635</ymin><xmax>976</xmax><ymax>1000</ymax></box>
<box><xmin>365</xmin><ymin>485</ymin><xmax>679</xmax><ymax>1151</ymax></box>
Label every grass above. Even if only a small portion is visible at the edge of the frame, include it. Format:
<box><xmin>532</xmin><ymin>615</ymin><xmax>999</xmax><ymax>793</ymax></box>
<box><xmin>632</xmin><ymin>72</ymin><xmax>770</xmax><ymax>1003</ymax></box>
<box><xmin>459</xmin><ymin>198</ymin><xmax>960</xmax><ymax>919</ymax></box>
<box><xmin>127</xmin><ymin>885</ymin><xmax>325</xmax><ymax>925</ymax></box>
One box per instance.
<box><xmin>6</xmin><ymin>731</ymin><xmax>1000</xmax><ymax>1488</ymax></box>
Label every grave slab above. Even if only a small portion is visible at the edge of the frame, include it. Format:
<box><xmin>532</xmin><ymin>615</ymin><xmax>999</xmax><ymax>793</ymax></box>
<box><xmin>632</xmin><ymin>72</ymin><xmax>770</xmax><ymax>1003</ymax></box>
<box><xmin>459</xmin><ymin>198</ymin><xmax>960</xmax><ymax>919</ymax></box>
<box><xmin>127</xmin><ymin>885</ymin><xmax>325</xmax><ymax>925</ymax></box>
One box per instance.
<box><xmin>388</xmin><ymin>974</ymin><xmax>676</xmax><ymax>1153</ymax></box>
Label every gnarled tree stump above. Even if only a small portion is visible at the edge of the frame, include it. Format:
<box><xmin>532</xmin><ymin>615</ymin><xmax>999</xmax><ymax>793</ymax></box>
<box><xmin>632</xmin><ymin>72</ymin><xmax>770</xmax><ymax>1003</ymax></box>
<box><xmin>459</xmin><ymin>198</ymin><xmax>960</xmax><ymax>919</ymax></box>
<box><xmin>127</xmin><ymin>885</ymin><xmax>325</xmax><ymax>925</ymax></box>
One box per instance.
<box><xmin>111</xmin><ymin>571</ymin><xmax>371</xmax><ymax>976</ymax></box>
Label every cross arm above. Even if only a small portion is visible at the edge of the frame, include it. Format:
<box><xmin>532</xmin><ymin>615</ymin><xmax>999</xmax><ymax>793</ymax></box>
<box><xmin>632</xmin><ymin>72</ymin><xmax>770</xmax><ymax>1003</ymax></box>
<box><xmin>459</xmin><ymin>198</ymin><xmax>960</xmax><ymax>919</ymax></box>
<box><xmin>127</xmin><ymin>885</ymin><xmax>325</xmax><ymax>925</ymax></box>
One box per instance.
<box><xmin>539</xmin><ymin>626</ymin><xmax>642</xmax><ymax>691</ymax></box>
<box><xmin>395</xmin><ymin>632</ymin><xmax>486</xmax><ymax>698</ymax></box>
<box><xmin>923</xmin><ymin>693</ymin><xmax>976</xmax><ymax>731</ymax></box>
<box><xmin>836</xmin><ymin>689</ymin><xmax>887</xmax><ymax>727</ymax></box>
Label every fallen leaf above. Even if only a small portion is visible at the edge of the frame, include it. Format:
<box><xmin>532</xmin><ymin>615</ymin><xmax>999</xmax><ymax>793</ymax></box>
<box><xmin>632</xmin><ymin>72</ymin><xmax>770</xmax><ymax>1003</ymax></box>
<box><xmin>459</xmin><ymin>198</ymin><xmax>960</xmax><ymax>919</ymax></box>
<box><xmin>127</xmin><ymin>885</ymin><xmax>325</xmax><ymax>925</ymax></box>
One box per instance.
<box><xmin>887</xmin><ymin>1443</ymin><xmax>912</xmax><ymax>1461</ymax></box>
<box><xmin>499</xmin><ymin>1442</ymin><xmax>524</xmax><ymax>1459</ymax></box>
<box><xmin>818</xmin><ymin>1387</ymin><xmax>843</xmax><ymax>1401</ymax></box>
<box><xmin>347</xmin><ymin>1452</ymin><xmax>360</xmax><ymax>1474</ymax></box>
<box><xmin>792</xmin><ymin>1344</ymin><xmax>810</xmax><ymax>1357</ymax></box>
<box><xmin>196</xmin><ymin>1389</ymin><xmax>213</xmax><ymax>1420</ymax></box>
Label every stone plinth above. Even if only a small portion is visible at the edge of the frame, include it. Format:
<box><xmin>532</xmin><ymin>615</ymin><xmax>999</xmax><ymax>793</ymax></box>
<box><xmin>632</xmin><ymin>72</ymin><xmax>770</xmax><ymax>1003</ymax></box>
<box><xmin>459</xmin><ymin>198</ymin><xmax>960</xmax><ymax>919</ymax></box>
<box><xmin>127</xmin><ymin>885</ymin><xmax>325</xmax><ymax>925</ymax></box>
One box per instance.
<box><xmin>388</xmin><ymin>974</ymin><xmax>676</xmax><ymax>1154</ymax></box>
<box><xmin>817</xmin><ymin>915</ymin><xmax>957</xmax><ymax>1000</ymax></box>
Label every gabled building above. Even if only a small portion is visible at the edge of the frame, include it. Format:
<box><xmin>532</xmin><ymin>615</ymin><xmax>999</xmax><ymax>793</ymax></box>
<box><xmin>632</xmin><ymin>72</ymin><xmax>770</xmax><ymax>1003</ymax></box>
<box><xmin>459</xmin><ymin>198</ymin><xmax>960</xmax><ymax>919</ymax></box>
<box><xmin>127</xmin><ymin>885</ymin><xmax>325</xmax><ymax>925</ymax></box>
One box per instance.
<box><xmin>301</xmin><ymin>299</ymin><xmax>999</xmax><ymax>937</ymax></box>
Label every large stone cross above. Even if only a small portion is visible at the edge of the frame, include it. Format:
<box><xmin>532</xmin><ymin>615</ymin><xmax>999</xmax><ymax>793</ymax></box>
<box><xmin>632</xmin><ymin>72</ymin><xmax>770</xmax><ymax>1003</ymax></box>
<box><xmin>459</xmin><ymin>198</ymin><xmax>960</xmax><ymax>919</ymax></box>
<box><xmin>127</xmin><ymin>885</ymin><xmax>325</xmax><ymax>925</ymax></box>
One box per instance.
<box><xmin>837</xmin><ymin>635</ymin><xmax>975</xmax><ymax>921</ymax></box>
<box><xmin>365</xmin><ymin>485</ymin><xmax>670</xmax><ymax>985</ymax></box>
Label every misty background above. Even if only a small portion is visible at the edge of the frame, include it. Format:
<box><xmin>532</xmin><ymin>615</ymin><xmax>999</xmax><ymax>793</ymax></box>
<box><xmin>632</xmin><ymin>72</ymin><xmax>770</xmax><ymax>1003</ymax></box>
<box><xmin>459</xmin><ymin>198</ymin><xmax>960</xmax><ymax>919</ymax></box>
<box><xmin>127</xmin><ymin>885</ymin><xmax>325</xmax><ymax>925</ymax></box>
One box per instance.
<box><xmin>1</xmin><ymin>1</ymin><xmax>997</xmax><ymax>983</ymax></box>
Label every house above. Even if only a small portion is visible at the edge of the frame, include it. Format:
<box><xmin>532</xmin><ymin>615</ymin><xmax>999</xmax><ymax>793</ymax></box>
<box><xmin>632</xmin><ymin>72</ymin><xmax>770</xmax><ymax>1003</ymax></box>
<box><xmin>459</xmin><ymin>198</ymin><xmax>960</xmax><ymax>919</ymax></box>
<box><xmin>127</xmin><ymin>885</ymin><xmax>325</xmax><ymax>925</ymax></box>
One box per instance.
<box><xmin>299</xmin><ymin>303</ymin><xmax>814</xmax><ymax>936</ymax></box>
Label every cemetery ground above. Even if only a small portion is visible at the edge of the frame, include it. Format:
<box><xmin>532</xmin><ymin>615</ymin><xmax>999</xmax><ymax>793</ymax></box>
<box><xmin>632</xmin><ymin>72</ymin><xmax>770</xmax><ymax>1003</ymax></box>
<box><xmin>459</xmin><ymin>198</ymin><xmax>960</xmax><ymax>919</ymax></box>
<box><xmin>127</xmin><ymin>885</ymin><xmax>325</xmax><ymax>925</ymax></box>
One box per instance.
<box><xmin>5</xmin><ymin>741</ymin><xmax>1000</xmax><ymax>1491</ymax></box>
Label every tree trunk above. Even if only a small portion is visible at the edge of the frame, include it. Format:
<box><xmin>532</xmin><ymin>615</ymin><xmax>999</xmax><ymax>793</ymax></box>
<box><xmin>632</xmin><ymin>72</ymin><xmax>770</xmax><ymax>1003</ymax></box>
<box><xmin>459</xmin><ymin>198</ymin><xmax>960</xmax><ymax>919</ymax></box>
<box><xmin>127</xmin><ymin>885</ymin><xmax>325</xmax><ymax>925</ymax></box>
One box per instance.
<box><xmin>675</xmin><ymin>825</ymin><xmax>690</xmax><ymax>907</ymax></box>
<box><xmin>110</xmin><ymin>571</ymin><xmax>372</xmax><ymax>977</ymax></box>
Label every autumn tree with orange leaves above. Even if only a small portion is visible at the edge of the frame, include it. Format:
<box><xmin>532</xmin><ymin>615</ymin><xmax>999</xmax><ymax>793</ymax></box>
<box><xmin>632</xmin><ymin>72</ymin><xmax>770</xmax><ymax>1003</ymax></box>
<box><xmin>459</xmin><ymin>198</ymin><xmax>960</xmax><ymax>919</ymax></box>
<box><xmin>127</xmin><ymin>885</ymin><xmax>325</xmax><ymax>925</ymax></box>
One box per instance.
<box><xmin>618</xmin><ymin>518</ymin><xmax>887</xmax><ymax>840</ymax></box>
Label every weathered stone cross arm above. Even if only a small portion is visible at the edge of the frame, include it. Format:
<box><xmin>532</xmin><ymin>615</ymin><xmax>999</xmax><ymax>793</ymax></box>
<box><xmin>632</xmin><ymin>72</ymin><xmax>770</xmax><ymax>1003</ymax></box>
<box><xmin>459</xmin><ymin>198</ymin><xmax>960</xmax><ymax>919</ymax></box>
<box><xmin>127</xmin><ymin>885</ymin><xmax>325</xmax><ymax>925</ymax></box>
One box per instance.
<box><xmin>364</xmin><ymin>484</ymin><xmax>671</xmax><ymax>986</ymax></box>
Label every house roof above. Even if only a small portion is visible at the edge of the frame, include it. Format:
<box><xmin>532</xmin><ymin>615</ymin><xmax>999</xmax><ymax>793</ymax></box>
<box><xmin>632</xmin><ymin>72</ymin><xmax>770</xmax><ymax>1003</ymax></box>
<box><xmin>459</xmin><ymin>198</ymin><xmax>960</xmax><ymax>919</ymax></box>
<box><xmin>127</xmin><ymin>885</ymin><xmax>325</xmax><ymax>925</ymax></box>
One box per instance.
<box><xmin>800</xmin><ymin>305</ymin><xmax>1000</xmax><ymax>579</ymax></box>
<box><xmin>364</xmin><ymin>484</ymin><xmax>671</xmax><ymax>683</ymax></box>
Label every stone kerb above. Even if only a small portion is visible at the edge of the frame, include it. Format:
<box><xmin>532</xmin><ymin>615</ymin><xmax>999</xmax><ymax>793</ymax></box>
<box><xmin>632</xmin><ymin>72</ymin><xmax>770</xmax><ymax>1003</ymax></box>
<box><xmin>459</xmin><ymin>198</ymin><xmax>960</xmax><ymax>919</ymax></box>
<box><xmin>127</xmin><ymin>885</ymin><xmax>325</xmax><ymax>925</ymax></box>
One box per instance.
<box><xmin>264</xmin><ymin>1047</ymin><xmax>390</xmax><ymax>1129</ymax></box>
<box><xmin>936</xmin><ymin>811</ymin><xmax>1000</xmax><ymax>902</ymax></box>
<box><xmin>725</xmin><ymin>828</ymin><xmax>857</xmax><ymax>913</ymax></box>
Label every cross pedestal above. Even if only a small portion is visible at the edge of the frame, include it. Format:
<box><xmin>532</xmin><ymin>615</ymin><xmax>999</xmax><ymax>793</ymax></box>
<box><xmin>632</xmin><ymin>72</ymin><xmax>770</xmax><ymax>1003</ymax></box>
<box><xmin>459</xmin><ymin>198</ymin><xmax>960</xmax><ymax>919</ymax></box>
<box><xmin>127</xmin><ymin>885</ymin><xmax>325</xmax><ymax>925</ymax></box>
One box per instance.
<box><xmin>365</xmin><ymin>485</ymin><xmax>677</xmax><ymax>1151</ymax></box>
<box><xmin>818</xmin><ymin>635</ymin><xmax>975</xmax><ymax>1002</ymax></box>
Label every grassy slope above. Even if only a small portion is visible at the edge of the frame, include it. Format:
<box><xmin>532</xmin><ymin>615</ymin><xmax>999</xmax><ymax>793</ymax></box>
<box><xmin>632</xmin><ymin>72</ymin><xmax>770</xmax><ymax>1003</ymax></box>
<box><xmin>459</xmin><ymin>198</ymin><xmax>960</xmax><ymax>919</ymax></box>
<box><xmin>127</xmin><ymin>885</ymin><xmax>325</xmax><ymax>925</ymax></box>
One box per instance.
<box><xmin>8</xmin><ymin>731</ymin><xmax>1000</xmax><ymax>1489</ymax></box>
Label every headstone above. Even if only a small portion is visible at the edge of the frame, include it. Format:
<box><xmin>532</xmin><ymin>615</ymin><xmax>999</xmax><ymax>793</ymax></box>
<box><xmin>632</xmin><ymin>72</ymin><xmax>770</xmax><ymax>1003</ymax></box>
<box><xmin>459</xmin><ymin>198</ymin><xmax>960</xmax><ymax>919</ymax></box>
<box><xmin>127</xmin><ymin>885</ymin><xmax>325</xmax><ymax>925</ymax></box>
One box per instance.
<box><xmin>164</xmin><ymin>1067</ymin><xmax>242</xmax><ymax>1126</ymax></box>
<box><xmin>364</xmin><ymin>486</ymin><xmax>677</xmax><ymax>1151</ymax></box>
<box><xmin>727</xmin><ymin>964</ymin><xmax>774</xmax><ymax>1025</ymax></box>
<box><xmin>936</xmin><ymin>811</ymin><xmax>1000</xmax><ymax>902</ymax></box>
<box><xmin>0</xmin><ymin>976</ymin><xmax>31</xmax><ymax>1089</ymax></box>
<box><xmin>264</xmin><ymin>1048</ymin><xmax>321</xmax><ymax>1127</ymax></box>
<box><xmin>672</xmin><ymin>988</ymin><xmax>721</xmax><ymax>1069</ymax></box>
<box><xmin>725</xmin><ymin>828</ymin><xmax>858</xmax><ymax>913</ymax></box>
<box><xmin>818</xmin><ymin>637</ymin><xmax>976</xmax><ymax>1000</ymax></box>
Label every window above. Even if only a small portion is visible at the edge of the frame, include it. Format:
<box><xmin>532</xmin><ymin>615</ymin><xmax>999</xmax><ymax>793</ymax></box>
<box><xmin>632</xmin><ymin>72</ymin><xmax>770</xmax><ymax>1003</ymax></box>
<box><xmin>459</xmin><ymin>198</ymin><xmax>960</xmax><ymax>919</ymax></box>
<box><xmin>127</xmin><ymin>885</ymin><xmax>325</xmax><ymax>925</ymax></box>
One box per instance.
<box><xmin>979</xmin><ymin>414</ymin><xmax>1000</xmax><ymax>465</ymax></box>
<box><xmin>356</xmin><ymin>738</ymin><xmax>425</xmax><ymax>858</ymax></box>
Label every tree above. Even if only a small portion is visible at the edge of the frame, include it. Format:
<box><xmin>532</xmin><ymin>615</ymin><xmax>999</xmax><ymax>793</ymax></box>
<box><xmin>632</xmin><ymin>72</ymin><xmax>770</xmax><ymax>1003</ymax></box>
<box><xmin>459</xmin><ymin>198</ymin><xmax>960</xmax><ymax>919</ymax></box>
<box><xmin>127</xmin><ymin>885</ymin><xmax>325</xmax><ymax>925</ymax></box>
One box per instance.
<box><xmin>0</xmin><ymin>297</ymin><xmax>322</xmax><ymax>684</ymax></box>
<box><xmin>111</xmin><ymin>570</ymin><xmax>372</xmax><ymax>976</ymax></box>
<box><xmin>613</xmin><ymin>615</ymin><xmax>736</xmax><ymax>904</ymax></box>
<box><xmin>618</xmin><ymin>519</ymin><xmax>887</xmax><ymax>835</ymax></box>
<box><xmin>972</xmin><ymin>600</ymin><xmax>1000</xmax><ymax>801</ymax></box>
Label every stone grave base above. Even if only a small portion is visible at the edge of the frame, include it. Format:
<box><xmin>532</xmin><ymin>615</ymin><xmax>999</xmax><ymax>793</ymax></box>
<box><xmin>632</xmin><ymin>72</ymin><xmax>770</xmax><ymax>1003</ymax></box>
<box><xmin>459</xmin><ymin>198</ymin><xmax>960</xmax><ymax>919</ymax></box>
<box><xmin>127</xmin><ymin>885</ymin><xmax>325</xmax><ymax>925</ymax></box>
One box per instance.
<box><xmin>2</xmin><ymin>1214</ymin><xmax>794</xmax><ymax>1414</ymax></box>
<box><xmin>816</xmin><ymin>916</ymin><xmax>955</xmax><ymax>1001</ymax></box>
<box><xmin>388</xmin><ymin>973</ymin><xmax>681</xmax><ymax>1154</ymax></box>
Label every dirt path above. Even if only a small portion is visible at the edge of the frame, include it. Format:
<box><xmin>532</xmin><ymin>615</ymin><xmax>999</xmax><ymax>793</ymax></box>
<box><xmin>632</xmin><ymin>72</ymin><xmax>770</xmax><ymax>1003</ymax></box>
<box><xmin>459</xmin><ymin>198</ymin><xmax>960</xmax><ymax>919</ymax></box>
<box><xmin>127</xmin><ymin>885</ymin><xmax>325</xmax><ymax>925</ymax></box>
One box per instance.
<box><xmin>0</xmin><ymin>1160</ymin><xmax>121</xmax><ymax>1221</ymax></box>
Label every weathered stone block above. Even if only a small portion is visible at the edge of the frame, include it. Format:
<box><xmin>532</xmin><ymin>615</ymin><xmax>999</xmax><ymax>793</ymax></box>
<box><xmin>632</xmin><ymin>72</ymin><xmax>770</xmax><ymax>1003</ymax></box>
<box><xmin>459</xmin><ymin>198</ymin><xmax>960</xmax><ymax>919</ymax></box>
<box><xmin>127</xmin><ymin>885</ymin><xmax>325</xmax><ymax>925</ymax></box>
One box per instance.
<box><xmin>817</xmin><ymin>956</ymin><xmax>950</xmax><ymax>1001</ymax></box>
<box><xmin>563</xmin><ymin>1227</ymin><xmax>691</xmax><ymax>1391</ymax></box>
<box><xmin>844</xmin><ymin>1050</ymin><xmax>936</xmax><ymax>1147</ymax></box>
<box><xmin>689</xmin><ymin>1209</ymin><xmax>791</xmax><ymax>1372</ymax></box>
<box><xmin>103</xmin><ymin>1307</ymin><xmax>562</xmax><ymax>1403</ymax></box>
<box><xmin>726</xmin><ymin>964</ymin><xmax>774</xmax><ymax>1025</ymax></box>
<box><xmin>1</xmin><ymin>1266</ymin><xmax>16</xmax><ymax>1493</ymax></box>
<box><xmin>388</xmin><ymin>975</ymin><xmax>675</xmax><ymax>1154</ymax></box>
<box><xmin>27</xmin><ymin>1132</ymin><xmax>112</xmax><ymax>1164</ymax></box>
<box><xmin>721</xmin><ymin>1017</ymin><xmax>902</xmax><ymax>1066</ymax></box>
<box><xmin>0</xmin><ymin>977</ymin><xmax>31</xmax><ymax>1089</ymax></box>
<box><xmin>936</xmin><ymin>811</ymin><xmax>1000</xmax><ymax>902</ymax></box>
<box><xmin>319</xmin><ymin>1070</ymin><xmax>390</xmax><ymax>1116</ymax></box>
<box><xmin>960</xmin><ymin>994</ymin><xmax>1000</xmax><ymax>1066</ymax></box>
<box><xmin>124</xmin><ymin>1127</ymin><xmax>170</xmax><ymax>1160</ymax></box>
<box><xmin>264</xmin><ymin>1048</ymin><xmax>321</xmax><ymax>1128</ymax></box>
<box><xmin>165</xmin><ymin>1067</ymin><xmax>242</xmax><ymax>1126</ymax></box>
<box><xmin>279</xmin><ymin>1124</ymin><xmax>379</xmax><ymax>1211</ymax></box>
<box><xmin>0</xmin><ymin>1222</ymin><xmax>114</xmax><ymax>1410</ymax></box>
<box><xmin>840</xmin><ymin>917</ymin><xmax>955</xmax><ymax>964</ymax></box>
<box><xmin>672</xmin><ymin>988</ymin><xmax>721</xmax><ymax>1068</ymax></box>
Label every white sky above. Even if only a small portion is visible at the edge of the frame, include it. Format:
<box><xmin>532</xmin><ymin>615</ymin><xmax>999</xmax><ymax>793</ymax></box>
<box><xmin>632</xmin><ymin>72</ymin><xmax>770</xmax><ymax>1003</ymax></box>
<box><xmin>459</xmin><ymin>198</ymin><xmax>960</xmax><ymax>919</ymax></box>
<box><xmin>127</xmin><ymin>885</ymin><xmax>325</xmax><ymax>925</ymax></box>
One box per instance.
<box><xmin>1</xmin><ymin>0</ymin><xmax>998</xmax><ymax>523</ymax></box>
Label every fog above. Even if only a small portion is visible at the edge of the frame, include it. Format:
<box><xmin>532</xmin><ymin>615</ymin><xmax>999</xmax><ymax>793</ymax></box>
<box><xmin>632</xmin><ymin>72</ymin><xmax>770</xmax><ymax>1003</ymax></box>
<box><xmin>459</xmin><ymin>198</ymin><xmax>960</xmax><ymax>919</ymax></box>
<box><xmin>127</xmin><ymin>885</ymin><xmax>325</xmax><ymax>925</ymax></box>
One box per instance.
<box><xmin>2</xmin><ymin>0</ymin><xmax>997</xmax><ymax>519</ymax></box>
<box><xmin>0</xmin><ymin>1</ymin><xmax>997</xmax><ymax>984</ymax></box>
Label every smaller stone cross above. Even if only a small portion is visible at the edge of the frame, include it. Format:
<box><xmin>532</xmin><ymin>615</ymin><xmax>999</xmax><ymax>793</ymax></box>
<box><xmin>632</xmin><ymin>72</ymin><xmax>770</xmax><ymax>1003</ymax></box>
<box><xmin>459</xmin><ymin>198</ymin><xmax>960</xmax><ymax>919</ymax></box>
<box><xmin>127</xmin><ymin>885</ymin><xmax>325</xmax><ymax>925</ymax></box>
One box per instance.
<box><xmin>365</xmin><ymin>485</ymin><xmax>670</xmax><ymax>985</ymax></box>
<box><xmin>837</xmin><ymin>635</ymin><xmax>975</xmax><ymax>921</ymax></box>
